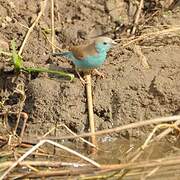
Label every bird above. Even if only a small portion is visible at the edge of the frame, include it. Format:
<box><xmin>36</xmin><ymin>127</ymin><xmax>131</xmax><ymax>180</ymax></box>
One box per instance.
<box><xmin>52</xmin><ymin>36</ymin><xmax>117</xmax><ymax>83</ymax></box>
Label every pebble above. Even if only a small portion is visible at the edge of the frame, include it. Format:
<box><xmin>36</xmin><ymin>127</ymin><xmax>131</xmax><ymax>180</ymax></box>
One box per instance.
<box><xmin>5</xmin><ymin>16</ymin><xmax>12</xmax><ymax>22</ymax></box>
<box><xmin>8</xmin><ymin>1</ymin><xmax>16</xmax><ymax>9</ymax></box>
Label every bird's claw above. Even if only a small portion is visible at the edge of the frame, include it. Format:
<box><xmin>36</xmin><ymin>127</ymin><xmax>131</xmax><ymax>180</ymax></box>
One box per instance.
<box><xmin>93</xmin><ymin>69</ymin><xmax>105</xmax><ymax>78</ymax></box>
<box><xmin>75</xmin><ymin>69</ymin><xmax>87</xmax><ymax>85</ymax></box>
<box><xmin>79</xmin><ymin>77</ymin><xmax>87</xmax><ymax>85</ymax></box>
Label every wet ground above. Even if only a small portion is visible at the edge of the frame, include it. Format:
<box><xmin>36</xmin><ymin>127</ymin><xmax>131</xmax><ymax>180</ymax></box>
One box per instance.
<box><xmin>0</xmin><ymin>0</ymin><xmax>180</xmax><ymax>179</ymax></box>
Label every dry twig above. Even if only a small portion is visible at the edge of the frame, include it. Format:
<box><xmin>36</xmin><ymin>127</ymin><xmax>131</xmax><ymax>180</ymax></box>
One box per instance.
<box><xmin>85</xmin><ymin>74</ymin><xmax>97</xmax><ymax>152</ymax></box>
<box><xmin>131</xmin><ymin>0</ymin><xmax>144</xmax><ymax>35</ymax></box>
<box><xmin>13</xmin><ymin>84</ymin><xmax>26</xmax><ymax>138</ymax></box>
<box><xmin>18</xmin><ymin>0</ymin><xmax>48</xmax><ymax>55</ymax></box>
<box><xmin>42</xmin><ymin>123</ymin><xmax>96</xmax><ymax>148</ymax></box>
<box><xmin>51</xmin><ymin>0</ymin><xmax>55</xmax><ymax>53</ymax></box>
<box><xmin>40</xmin><ymin>115</ymin><xmax>180</xmax><ymax>140</ymax></box>
<box><xmin>123</xmin><ymin>26</ymin><xmax>180</xmax><ymax>47</ymax></box>
<box><xmin>142</xmin><ymin>123</ymin><xmax>180</xmax><ymax>150</ymax></box>
<box><xmin>119</xmin><ymin>120</ymin><xmax>180</xmax><ymax>178</ymax></box>
<box><xmin>0</xmin><ymin>160</ymin><xmax>87</xmax><ymax>169</ymax></box>
<box><xmin>5</xmin><ymin>156</ymin><xmax>180</xmax><ymax>179</ymax></box>
<box><xmin>0</xmin><ymin>139</ymin><xmax>100</xmax><ymax>179</ymax></box>
<box><xmin>0</xmin><ymin>111</ymin><xmax>28</xmax><ymax>140</ymax></box>
<box><xmin>41</xmin><ymin>29</ymin><xmax>63</xmax><ymax>51</ymax></box>
<box><xmin>155</xmin><ymin>119</ymin><xmax>180</xmax><ymax>141</ymax></box>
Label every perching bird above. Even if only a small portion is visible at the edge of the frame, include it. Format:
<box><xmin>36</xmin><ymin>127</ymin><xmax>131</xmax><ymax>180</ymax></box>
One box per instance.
<box><xmin>52</xmin><ymin>36</ymin><xmax>117</xmax><ymax>82</ymax></box>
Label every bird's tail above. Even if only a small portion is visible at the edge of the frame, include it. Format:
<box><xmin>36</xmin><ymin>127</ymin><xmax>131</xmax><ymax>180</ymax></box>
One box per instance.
<box><xmin>51</xmin><ymin>52</ymin><xmax>70</xmax><ymax>57</ymax></box>
<box><xmin>51</xmin><ymin>51</ymin><xmax>75</xmax><ymax>61</ymax></box>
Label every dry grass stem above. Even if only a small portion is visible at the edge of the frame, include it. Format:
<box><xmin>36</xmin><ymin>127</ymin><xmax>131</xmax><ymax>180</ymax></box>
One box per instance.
<box><xmin>18</xmin><ymin>0</ymin><xmax>48</xmax><ymax>56</ymax></box>
<box><xmin>101</xmin><ymin>156</ymin><xmax>180</xmax><ymax>171</ymax></box>
<box><xmin>155</xmin><ymin>119</ymin><xmax>180</xmax><ymax>141</ymax></box>
<box><xmin>1</xmin><ymin>2</ymin><xmax>180</xmax><ymax>179</ymax></box>
<box><xmin>13</xmin><ymin>84</ymin><xmax>26</xmax><ymax>138</ymax></box>
<box><xmin>131</xmin><ymin>0</ymin><xmax>144</xmax><ymax>35</ymax></box>
<box><xmin>123</xmin><ymin>26</ymin><xmax>180</xmax><ymax>47</ymax></box>
<box><xmin>142</xmin><ymin>166</ymin><xmax>160</xmax><ymax>180</ymax></box>
<box><xmin>119</xmin><ymin>120</ymin><xmax>180</xmax><ymax>178</ymax></box>
<box><xmin>85</xmin><ymin>74</ymin><xmax>97</xmax><ymax>152</ymax></box>
<box><xmin>142</xmin><ymin>123</ymin><xmax>180</xmax><ymax>150</ymax></box>
<box><xmin>41</xmin><ymin>30</ymin><xmax>63</xmax><ymax>51</ymax></box>
<box><xmin>0</xmin><ymin>111</ymin><xmax>28</xmax><ymax>140</ymax></box>
<box><xmin>42</xmin><ymin>124</ymin><xmax>96</xmax><ymax>148</ymax></box>
<box><xmin>0</xmin><ymin>160</ymin><xmax>87</xmax><ymax>169</ymax></box>
<box><xmin>51</xmin><ymin>0</ymin><xmax>55</xmax><ymax>53</ymax></box>
<box><xmin>41</xmin><ymin>115</ymin><xmax>180</xmax><ymax>140</ymax></box>
<box><xmin>0</xmin><ymin>139</ymin><xmax>100</xmax><ymax>179</ymax></box>
<box><xmin>5</xmin><ymin>156</ymin><xmax>180</xmax><ymax>179</ymax></box>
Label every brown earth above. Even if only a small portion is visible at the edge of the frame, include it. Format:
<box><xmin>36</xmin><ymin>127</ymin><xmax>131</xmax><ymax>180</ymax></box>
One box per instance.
<box><xmin>0</xmin><ymin>0</ymin><xmax>180</xmax><ymax>142</ymax></box>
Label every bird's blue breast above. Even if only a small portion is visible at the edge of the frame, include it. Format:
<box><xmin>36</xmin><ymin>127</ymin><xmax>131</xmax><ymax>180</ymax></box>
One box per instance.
<box><xmin>63</xmin><ymin>52</ymin><xmax>107</xmax><ymax>69</ymax></box>
<box><xmin>74</xmin><ymin>53</ymin><xmax>107</xmax><ymax>69</ymax></box>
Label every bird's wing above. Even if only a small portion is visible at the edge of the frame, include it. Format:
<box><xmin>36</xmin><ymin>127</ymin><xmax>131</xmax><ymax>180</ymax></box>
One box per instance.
<box><xmin>70</xmin><ymin>43</ymin><xmax>98</xmax><ymax>60</ymax></box>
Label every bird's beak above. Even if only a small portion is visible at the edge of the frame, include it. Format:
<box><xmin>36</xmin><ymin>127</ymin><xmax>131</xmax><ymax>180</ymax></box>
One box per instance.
<box><xmin>111</xmin><ymin>40</ymin><xmax>117</xmax><ymax>45</ymax></box>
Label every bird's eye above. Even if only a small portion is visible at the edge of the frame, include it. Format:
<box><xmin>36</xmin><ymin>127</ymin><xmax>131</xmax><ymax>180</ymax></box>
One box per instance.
<box><xmin>103</xmin><ymin>42</ymin><xmax>107</xmax><ymax>45</ymax></box>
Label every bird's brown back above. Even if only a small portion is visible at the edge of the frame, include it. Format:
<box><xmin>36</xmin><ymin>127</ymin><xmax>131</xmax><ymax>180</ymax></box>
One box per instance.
<box><xmin>70</xmin><ymin>42</ymin><xmax>98</xmax><ymax>60</ymax></box>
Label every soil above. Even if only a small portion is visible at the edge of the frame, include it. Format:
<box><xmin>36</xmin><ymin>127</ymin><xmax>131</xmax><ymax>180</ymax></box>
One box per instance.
<box><xmin>0</xmin><ymin>0</ymin><xmax>180</xmax><ymax>149</ymax></box>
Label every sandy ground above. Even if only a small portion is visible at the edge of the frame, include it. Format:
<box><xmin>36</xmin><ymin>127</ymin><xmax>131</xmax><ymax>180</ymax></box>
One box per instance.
<box><xmin>0</xmin><ymin>1</ymin><xmax>180</xmax><ymax>179</ymax></box>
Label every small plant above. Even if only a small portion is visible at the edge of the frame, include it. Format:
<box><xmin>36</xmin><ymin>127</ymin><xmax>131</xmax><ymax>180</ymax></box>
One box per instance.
<box><xmin>11</xmin><ymin>40</ymin><xmax>23</xmax><ymax>71</ymax></box>
<box><xmin>4</xmin><ymin>39</ymin><xmax>74</xmax><ymax>80</ymax></box>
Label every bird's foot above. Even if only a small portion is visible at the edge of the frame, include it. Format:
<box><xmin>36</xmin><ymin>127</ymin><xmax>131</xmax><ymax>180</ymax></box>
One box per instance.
<box><xmin>75</xmin><ymin>70</ymin><xmax>87</xmax><ymax>85</ymax></box>
<box><xmin>92</xmin><ymin>69</ymin><xmax>105</xmax><ymax>78</ymax></box>
<box><xmin>79</xmin><ymin>76</ymin><xmax>87</xmax><ymax>85</ymax></box>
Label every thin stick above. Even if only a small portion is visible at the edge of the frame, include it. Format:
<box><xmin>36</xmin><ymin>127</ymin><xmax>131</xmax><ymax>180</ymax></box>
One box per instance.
<box><xmin>13</xmin><ymin>84</ymin><xmax>26</xmax><ymax>137</ymax></box>
<box><xmin>8</xmin><ymin>156</ymin><xmax>180</xmax><ymax>178</ymax></box>
<box><xmin>131</xmin><ymin>0</ymin><xmax>144</xmax><ymax>35</ymax></box>
<box><xmin>155</xmin><ymin>119</ymin><xmax>180</xmax><ymax>141</ymax></box>
<box><xmin>0</xmin><ymin>139</ymin><xmax>100</xmax><ymax>179</ymax></box>
<box><xmin>51</xmin><ymin>0</ymin><xmax>55</xmax><ymax>53</ymax></box>
<box><xmin>101</xmin><ymin>156</ymin><xmax>180</xmax><ymax>171</ymax></box>
<box><xmin>119</xmin><ymin>120</ymin><xmax>180</xmax><ymax>178</ymax></box>
<box><xmin>85</xmin><ymin>74</ymin><xmax>97</xmax><ymax>151</ymax></box>
<box><xmin>15</xmin><ymin>168</ymin><xmax>97</xmax><ymax>179</ymax></box>
<box><xmin>26</xmin><ymin>164</ymin><xmax>39</xmax><ymax>173</ymax></box>
<box><xmin>142</xmin><ymin>123</ymin><xmax>180</xmax><ymax>150</ymax></box>
<box><xmin>143</xmin><ymin>166</ymin><xmax>160</xmax><ymax>179</ymax></box>
<box><xmin>0</xmin><ymin>111</ymin><xmax>28</xmax><ymax>139</ymax></box>
<box><xmin>62</xmin><ymin>124</ymin><xmax>96</xmax><ymax>148</ymax></box>
<box><xmin>49</xmin><ymin>140</ymin><xmax>99</xmax><ymax>167</ymax></box>
<box><xmin>41</xmin><ymin>30</ymin><xmax>63</xmax><ymax>51</ymax></box>
<box><xmin>18</xmin><ymin>0</ymin><xmax>48</xmax><ymax>55</ymax></box>
<box><xmin>40</xmin><ymin>115</ymin><xmax>180</xmax><ymax>140</ymax></box>
<box><xmin>0</xmin><ymin>160</ymin><xmax>87</xmax><ymax>169</ymax></box>
<box><xmin>19</xmin><ymin>112</ymin><xmax>28</xmax><ymax>138</ymax></box>
<box><xmin>42</xmin><ymin>124</ymin><xmax>96</xmax><ymax>148</ymax></box>
<box><xmin>123</xmin><ymin>26</ymin><xmax>180</xmax><ymax>47</ymax></box>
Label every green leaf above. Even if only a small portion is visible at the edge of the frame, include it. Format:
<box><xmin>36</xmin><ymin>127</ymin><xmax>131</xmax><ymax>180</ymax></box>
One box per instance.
<box><xmin>10</xmin><ymin>39</ymin><xmax>74</xmax><ymax>81</ymax></box>
<box><xmin>22</xmin><ymin>67</ymin><xmax>74</xmax><ymax>81</ymax></box>
<box><xmin>11</xmin><ymin>40</ymin><xmax>23</xmax><ymax>71</ymax></box>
